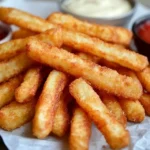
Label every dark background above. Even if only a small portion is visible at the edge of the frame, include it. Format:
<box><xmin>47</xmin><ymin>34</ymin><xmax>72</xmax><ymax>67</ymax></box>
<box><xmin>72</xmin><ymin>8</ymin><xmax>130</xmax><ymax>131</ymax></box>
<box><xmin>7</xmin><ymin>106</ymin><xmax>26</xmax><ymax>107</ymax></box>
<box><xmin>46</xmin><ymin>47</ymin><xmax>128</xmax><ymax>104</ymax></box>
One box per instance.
<box><xmin>0</xmin><ymin>137</ymin><xmax>8</xmax><ymax>150</ymax></box>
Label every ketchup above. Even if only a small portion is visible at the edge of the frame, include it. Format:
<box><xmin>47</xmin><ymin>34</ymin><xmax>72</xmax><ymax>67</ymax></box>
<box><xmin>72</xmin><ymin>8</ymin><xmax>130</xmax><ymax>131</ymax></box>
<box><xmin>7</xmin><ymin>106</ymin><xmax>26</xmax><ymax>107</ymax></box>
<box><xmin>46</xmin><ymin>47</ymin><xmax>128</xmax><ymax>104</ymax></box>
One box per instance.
<box><xmin>137</xmin><ymin>20</ymin><xmax>150</xmax><ymax>44</ymax></box>
<box><xmin>0</xmin><ymin>24</ymin><xmax>8</xmax><ymax>40</ymax></box>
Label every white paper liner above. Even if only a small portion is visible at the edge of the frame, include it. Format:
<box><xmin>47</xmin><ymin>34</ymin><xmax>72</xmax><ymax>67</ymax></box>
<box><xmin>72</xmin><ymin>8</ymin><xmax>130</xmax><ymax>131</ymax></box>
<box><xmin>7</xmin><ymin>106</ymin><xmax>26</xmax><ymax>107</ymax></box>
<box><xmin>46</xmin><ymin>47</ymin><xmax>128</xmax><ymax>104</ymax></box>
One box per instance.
<box><xmin>0</xmin><ymin>117</ymin><xmax>150</xmax><ymax>150</ymax></box>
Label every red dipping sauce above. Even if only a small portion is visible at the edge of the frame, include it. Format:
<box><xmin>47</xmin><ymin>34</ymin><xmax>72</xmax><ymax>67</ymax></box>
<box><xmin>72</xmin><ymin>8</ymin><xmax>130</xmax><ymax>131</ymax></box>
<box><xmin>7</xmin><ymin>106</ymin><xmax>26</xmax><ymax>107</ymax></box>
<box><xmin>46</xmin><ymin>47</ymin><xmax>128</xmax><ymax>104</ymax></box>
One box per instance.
<box><xmin>137</xmin><ymin>20</ymin><xmax>150</xmax><ymax>44</ymax></box>
<box><xmin>132</xmin><ymin>16</ymin><xmax>150</xmax><ymax>61</ymax></box>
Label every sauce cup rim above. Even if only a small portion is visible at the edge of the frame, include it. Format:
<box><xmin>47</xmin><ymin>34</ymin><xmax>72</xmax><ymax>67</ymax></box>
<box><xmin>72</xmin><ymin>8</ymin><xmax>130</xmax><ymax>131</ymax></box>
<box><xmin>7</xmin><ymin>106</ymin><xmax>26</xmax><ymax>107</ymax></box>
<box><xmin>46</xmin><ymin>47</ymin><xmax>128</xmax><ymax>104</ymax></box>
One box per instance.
<box><xmin>132</xmin><ymin>15</ymin><xmax>150</xmax><ymax>46</ymax></box>
<box><xmin>60</xmin><ymin>0</ymin><xmax>137</xmax><ymax>20</ymax></box>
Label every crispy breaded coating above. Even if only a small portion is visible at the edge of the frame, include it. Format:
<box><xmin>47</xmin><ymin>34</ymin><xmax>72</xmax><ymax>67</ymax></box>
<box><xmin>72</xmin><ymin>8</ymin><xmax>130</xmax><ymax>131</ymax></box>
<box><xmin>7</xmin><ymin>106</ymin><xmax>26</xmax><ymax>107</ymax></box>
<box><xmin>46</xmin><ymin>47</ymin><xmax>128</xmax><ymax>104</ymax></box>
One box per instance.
<box><xmin>47</xmin><ymin>12</ymin><xmax>132</xmax><ymax>46</ymax></box>
<box><xmin>137</xmin><ymin>65</ymin><xmax>150</xmax><ymax>93</ymax></box>
<box><xmin>77</xmin><ymin>52</ymin><xmax>120</xmax><ymax>69</ymax></box>
<box><xmin>77</xmin><ymin>52</ymin><xmax>101</xmax><ymax>63</ymax></box>
<box><xmin>117</xmin><ymin>68</ymin><xmax>143</xmax><ymax>93</ymax></box>
<box><xmin>118</xmin><ymin>98</ymin><xmax>145</xmax><ymax>123</ymax></box>
<box><xmin>69</xmin><ymin>78</ymin><xmax>130</xmax><ymax>149</ymax></box>
<box><xmin>27</xmin><ymin>40</ymin><xmax>142</xmax><ymax>100</ymax></box>
<box><xmin>15</xmin><ymin>67</ymin><xmax>42</xmax><ymax>103</ymax></box>
<box><xmin>62</xmin><ymin>29</ymin><xmax>148</xmax><ymax>71</ymax></box>
<box><xmin>52</xmin><ymin>88</ymin><xmax>71</xmax><ymax>137</ymax></box>
<box><xmin>99</xmin><ymin>92</ymin><xmax>127</xmax><ymax>127</ymax></box>
<box><xmin>0</xmin><ymin>8</ymin><xmax>147</xmax><ymax>71</ymax></box>
<box><xmin>117</xmin><ymin>68</ymin><xmax>140</xmax><ymax>80</ymax></box>
<box><xmin>0</xmin><ymin>52</ymin><xmax>33</xmax><ymax>83</ymax></box>
<box><xmin>69</xmin><ymin>106</ymin><xmax>91</xmax><ymax>150</ymax></box>
<box><xmin>0</xmin><ymin>75</ymin><xmax>23</xmax><ymax>108</ymax></box>
<box><xmin>117</xmin><ymin>68</ymin><xmax>145</xmax><ymax>122</ymax></box>
<box><xmin>32</xmin><ymin>70</ymin><xmax>68</xmax><ymax>139</ymax></box>
<box><xmin>0</xmin><ymin>7</ymin><xmax>55</xmax><ymax>32</ymax></box>
<box><xmin>0</xmin><ymin>28</ymin><xmax>62</xmax><ymax>61</ymax></box>
<box><xmin>0</xmin><ymin>99</ymin><xmax>36</xmax><ymax>131</ymax></box>
<box><xmin>139</xmin><ymin>93</ymin><xmax>150</xmax><ymax>116</ymax></box>
<box><xmin>12</xmin><ymin>29</ymin><xmax>36</xmax><ymax>39</ymax></box>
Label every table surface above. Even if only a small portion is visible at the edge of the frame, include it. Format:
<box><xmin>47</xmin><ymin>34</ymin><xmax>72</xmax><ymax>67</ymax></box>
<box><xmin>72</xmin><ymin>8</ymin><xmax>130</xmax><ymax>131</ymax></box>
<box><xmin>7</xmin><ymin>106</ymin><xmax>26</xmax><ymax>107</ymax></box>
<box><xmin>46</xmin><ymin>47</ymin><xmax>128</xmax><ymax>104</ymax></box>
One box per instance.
<box><xmin>0</xmin><ymin>0</ymin><xmax>150</xmax><ymax>149</ymax></box>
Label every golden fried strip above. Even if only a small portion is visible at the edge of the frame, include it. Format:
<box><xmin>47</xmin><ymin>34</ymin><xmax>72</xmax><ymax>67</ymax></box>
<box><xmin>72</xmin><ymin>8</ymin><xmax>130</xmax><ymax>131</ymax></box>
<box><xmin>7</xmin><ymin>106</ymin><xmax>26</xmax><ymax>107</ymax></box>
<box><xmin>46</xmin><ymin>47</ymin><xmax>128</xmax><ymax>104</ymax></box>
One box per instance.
<box><xmin>118</xmin><ymin>98</ymin><xmax>145</xmax><ymax>123</ymax></box>
<box><xmin>139</xmin><ymin>93</ymin><xmax>150</xmax><ymax>116</ymax></box>
<box><xmin>69</xmin><ymin>106</ymin><xmax>91</xmax><ymax>150</ymax></box>
<box><xmin>12</xmin><ymin>29</ymin><xmax>36</xmax><ymax>39</ymax></box>
<box><xmin>117</xmin><ymin>68</ymin><xmax>145</xmax><ymax>122</ymax></box>
<box><xmin>52</xmin><ymin>88</ymin><xmax>71</xmax><ymax>137</ymax></box>
<box><xmin>117</xmin><ymin>68</ymin><xmax>139</xmax><ymax>79</ymax></box>
<box><xmin>0</xmin><ymin>8</ymin><xmax>147</xmax><ymax>71</ymax></box>
<box><xmin>117</xmin><ymin>68</ymin><xmax>143</xmax><ymax>92</ymax></box>
<box><xmin>0</xmin><ymin>7</ymin><xmax>55</xmax><ymax>32</ymax></box>
<box><xmin>0</xmin><ymin>53</ymin><xmax>33</xmax><ymax>83</ymax></box>
<box><xmin>0</xmin><ymin>99</ymin><xmax>36</xmax><ymax>131</ymax></box>
<box><xmin>27</xmin><ymin>40</ymin><xmax>142</xmax><ymax>99</ymax></box>
<box><xmin>15</xmin><ymin>67</ymin><xmax>42</xmax><ymax>103</ymax></box>
<box><xmin>137</xmin><ymin>65</ymin><xmax>150</xmax><ymax>93</ymax></box>
<box><xmin>0</xmin><ymin>75</ymin><xmax>23</xmax><ymax>108</ymax></box>
<box><xmin>0</xmin><ymin>28</ymin><xmax>62</xmax><ymax>61</ymax></box>
<box><xmin>77</xmin><ymin>52</ymin><xmax>101</xmax><ymax>63</ymax></box>
<box><xmin>62</xmin><ymin>29</ymin><xmax>148</xmax><ymax>71</ymax></box>
<box><xmin>47</xmin><ymin>12</ymin><xmax>132</xmax><ymax>46</ymax></box>
<box><xmin>99</xmin><ymin>92</ymin><xmax>127</xmax><ymax>127</ymax></box>
<box><xmin>77</xmin><ymin>52</ymin><xmax>120</xmax><ymax>69</ymax></box>
<box><xmin>69</xmin><ymin>78</ymin><xmax>130</xmax><ymax>149</ymax></box>
<box><xmin>32</xmin><ymin>70</ymin><xmax>68</xmax><ymax>139</ymax></box>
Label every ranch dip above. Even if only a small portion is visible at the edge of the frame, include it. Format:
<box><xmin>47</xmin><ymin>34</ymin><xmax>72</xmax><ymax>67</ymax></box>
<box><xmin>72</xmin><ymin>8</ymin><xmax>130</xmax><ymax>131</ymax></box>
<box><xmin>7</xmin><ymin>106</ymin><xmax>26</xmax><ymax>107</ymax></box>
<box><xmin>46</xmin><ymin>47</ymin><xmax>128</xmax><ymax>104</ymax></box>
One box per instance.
<box><xmin>62</xmin><ymin>0</ymin><xmax>132</xmax><ymax>18</ymax></box>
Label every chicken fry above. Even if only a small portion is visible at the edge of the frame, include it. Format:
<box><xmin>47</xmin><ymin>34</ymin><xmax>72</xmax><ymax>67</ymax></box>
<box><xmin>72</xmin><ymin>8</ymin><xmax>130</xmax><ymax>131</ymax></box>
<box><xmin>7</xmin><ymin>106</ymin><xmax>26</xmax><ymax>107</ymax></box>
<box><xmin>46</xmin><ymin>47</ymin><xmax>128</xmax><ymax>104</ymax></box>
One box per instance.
<box><xmin>0</xmin><ymin>75</ymin><xmax>23</xmax><ymax>108</ymax></box>
<box><xmin>69</xmin><ymin>106</ymin><xmax>91</xmax><ymax>150</ymax></box>
<box><xmin>12</xmin><ymin>29</ymin><xmax>36</xmax><ymax>39</ymax></box>
<box><xmin>0</xmin><ymin>28</ymin><xmax>62</xmax><ymax>61</ymax></box>
<box><xmin>77</xmin><ymin>52</ymin><xmax>119</xmax><ymax>69</ymax></box>
<box><xmin>118</xmin><ymin>98</ymin><xmax>145</xmax><ymax>123</ymax></box>
<box><xmin>77</xmin><ymin>52</ymin><xmax>100</xmax><ymax>63</ymax></box>
<box><xmin>47</xmin><ymin>12</ymin><xmax>132</xmax><ymax>46</ymax></box>
<box><xmin>0</xmin><ymin>52</ymin><xmax>33</xmax><ymax>83</ymax></box>
<box><xmin>77</xmin><ymin>51</ymin><xmax>122</xmax><ymax>121</ymax></box>
<box><xmin>0</xmin><ymin>8</ymin><xmax>146</xmax><ymax>71</ymax></box>
<box><xmin>137</xmin><ymin>65</ymin><xmax>150</xmax><ymax>93</ymax></box>
<box><xmin>15</xmin><ymin>67</ymin><xmax>43</xmax><ymax>103</ymax></box>
<box><xmin>117</xmin><ymin>68</ymin><xmax>139</xmax><ymax>79</ymax></box>
<box><xmin>69</xmin><ymin>78</ymin><xmax>130</xmax><ymax>149</ymax></box>
<box><xmin>117</xmin><ymin>68</ymin><xmax>143</xmax><ymax>91</ymax></box>
<box><xmin>32</xmin><ymin>70</ymin><xmax>68</xmax><ymax>139</ymax></box>
<box><xmin>139</xmin><ymin>93</ymin><xmax>150</xmax><ymax>116</ymax></box>
<box><xmin>27</xmin><ymin>40</ymin><xmax>142</xmax><ymax>100</ymax></box>
<box><xmin>62</xmin><ymin>29</ymin><xmax>148</xmax><ymax>71</ymax></box>
<box><xmin>117</xmin><ymin>68</ymin><xmax>145</xmax><ymax>122</ymax></box>
<box><xmin>99</xmin><ymin>92</ymin><xmax>127</xmax><ymax>127</ymax></box>
<box><xmin>0</xmin><ymin>99</ymin><xmax>36</xmax><ymax>131</ymax></box>
<box><xmin>0</xmin><ymin>7</ymin><xmax>55</xmax><ymax>32</ymax></box>
<box><xmin>52</xmin><ymin>87</ymin><xmax>71</xmax><ymax>137</ymax></box>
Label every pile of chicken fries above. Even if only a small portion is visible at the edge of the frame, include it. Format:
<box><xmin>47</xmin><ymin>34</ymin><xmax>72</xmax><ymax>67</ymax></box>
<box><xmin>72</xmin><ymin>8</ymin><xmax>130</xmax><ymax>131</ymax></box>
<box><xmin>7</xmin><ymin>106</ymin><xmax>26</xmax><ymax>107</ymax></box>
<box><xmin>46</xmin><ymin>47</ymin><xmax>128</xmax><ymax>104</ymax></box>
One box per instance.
<box><xmin>0</xmin><ymin>7</ymin><xmax>150</xmax><ymax>149</ymax></box>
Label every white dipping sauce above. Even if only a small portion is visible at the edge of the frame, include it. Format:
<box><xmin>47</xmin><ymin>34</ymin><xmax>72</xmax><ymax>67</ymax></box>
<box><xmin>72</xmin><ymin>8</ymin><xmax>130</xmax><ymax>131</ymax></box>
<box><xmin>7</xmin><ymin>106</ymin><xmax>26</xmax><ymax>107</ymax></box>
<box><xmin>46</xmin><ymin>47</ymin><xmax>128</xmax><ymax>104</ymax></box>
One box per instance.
<box><xmin>63</xmin><ymin>0</ymin><xmax>132</xmax><ymax>18</ymax></box>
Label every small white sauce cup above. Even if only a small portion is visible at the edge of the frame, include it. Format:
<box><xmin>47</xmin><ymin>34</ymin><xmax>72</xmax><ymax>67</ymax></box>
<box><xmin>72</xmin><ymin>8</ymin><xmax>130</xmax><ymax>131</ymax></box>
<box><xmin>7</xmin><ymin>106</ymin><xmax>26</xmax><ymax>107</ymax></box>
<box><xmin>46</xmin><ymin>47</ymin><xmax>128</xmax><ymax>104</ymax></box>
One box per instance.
<box><xmin>60</xmin><ymin>0</ymin><xmax>137</xmax><ymax>26</ymax></box>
